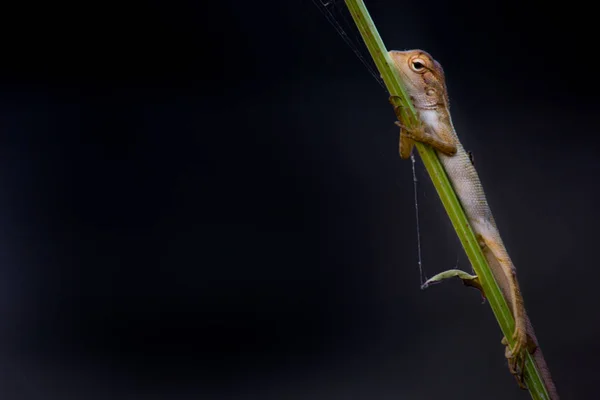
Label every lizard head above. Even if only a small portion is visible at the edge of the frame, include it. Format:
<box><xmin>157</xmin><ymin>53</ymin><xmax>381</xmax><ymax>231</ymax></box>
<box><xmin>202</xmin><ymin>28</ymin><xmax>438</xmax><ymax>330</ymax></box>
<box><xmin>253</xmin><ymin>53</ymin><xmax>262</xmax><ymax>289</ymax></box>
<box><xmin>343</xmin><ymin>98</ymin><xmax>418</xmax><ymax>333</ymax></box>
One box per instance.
<box><xmin>388</xmin><ymin>49</ymin><xmax>449</xmax><ymax>110</ymax></box>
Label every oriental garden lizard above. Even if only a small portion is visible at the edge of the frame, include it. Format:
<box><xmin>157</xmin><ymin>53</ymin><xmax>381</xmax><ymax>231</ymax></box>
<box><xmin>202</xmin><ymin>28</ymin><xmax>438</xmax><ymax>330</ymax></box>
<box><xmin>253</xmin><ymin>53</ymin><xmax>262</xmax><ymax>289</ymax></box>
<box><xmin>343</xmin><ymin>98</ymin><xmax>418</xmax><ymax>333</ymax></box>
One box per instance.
<box><xmin>388</xmin><ymin>49</ymin><xmax>558</xmax><ymax>399</ymax></box>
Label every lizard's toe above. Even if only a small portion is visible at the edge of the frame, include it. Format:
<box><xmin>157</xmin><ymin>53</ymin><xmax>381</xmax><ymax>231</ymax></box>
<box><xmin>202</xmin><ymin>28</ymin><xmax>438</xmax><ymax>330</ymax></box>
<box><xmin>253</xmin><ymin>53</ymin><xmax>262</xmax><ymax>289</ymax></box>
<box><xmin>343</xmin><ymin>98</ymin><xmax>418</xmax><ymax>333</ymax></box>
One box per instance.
<box><xmin>511</xmin><ymin>319</ymin><xmax>527</xmax><ymax>359</ymax></box>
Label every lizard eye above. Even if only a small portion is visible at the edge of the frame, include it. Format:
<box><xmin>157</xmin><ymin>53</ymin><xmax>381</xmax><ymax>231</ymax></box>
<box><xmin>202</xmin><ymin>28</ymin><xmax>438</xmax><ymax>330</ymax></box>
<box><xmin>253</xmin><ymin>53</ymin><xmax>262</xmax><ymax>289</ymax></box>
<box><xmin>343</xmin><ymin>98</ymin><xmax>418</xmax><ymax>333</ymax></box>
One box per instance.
<box><xmin>410</xmin><ymin>59</ymin><xmax>426</xmax><ymax>72</ymax></box>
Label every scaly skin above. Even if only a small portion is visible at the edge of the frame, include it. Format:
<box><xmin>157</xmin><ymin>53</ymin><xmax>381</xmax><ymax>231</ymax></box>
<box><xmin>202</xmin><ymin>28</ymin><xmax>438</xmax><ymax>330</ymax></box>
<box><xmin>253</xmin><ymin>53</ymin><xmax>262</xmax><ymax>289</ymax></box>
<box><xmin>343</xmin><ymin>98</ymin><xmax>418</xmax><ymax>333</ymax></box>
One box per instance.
<box><xmin>389</xmin><ymin>49</ymin><xmax>558</xmax><ymax>399</ymax></box>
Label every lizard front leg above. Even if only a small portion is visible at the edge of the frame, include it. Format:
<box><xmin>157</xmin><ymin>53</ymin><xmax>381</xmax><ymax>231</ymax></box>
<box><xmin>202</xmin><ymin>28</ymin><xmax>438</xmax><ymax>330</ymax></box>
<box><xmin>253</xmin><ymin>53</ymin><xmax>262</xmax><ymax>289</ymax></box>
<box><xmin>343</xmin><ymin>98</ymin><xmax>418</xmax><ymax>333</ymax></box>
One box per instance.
<box><xmin>389</xmin><ymin>96</ymin><xmax>415</xmax><ymax>159</ymax></box>
<box><xmin>389</xmin><ymin>96</ymin><xmax>457</xmax><ymax>157</ymax></box>
<box><xmin>394</xmin><ymin>121</ymin><xmax>458</xmax><ymax>157</ymax></box>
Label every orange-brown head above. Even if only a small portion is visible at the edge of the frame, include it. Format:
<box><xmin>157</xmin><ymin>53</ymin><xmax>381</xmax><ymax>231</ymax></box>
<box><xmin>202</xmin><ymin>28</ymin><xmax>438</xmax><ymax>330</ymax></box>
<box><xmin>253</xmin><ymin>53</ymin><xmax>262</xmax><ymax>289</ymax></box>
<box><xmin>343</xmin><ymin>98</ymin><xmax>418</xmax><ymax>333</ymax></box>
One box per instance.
<box><xmin>388</xmin><ymin>49</ymin><xmax>449</xmax><ymax>110</ymax></box>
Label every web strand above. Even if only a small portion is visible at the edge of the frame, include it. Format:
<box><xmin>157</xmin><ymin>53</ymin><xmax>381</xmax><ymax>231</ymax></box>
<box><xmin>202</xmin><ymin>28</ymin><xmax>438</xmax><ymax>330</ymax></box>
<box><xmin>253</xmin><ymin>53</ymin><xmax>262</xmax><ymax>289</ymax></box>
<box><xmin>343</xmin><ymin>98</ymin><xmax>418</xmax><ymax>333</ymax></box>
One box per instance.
<box><xmin>311</xmin><ymin>0</ymin><xmax>386</xmax><ymax>89</ymax></box>
<box><xmin>411</xmin><ymin>153</ymin><xmax>425</xmax><ymax>285</ymax></box>
<box><xmin>314</xmin><ymin>0</ymin><xmax>424</xmax><ymax>285</ymax></box>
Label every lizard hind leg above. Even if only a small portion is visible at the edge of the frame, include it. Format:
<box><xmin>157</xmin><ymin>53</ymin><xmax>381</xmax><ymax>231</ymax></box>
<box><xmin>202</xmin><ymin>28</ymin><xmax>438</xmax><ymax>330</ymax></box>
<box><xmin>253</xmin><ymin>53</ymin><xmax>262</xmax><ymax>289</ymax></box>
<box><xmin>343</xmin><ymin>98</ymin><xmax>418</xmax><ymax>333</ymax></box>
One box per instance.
<box><xmin>501</xmin><ymin>264</ymin><xmax>528</xmax><ymax>362</ymax></box>
<box><xmin>502</xmin><ymin>336</ymin><xmax>528</xmax><ymax>390</ymax></box>
<box><xmin>477</xmin><ymin>231</ymin><xmax>529</xmax><ymax>380</ymax></box>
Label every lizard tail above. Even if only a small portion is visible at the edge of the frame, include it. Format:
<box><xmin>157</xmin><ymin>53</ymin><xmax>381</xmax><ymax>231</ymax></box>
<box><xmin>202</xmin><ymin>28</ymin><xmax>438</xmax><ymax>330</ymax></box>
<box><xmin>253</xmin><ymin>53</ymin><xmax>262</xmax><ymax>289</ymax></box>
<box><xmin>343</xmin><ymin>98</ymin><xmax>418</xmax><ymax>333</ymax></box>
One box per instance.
<box><xmin>526</xmin><ymin>314</ymin><xmax>560</xmax><ymax>399</ymax></box>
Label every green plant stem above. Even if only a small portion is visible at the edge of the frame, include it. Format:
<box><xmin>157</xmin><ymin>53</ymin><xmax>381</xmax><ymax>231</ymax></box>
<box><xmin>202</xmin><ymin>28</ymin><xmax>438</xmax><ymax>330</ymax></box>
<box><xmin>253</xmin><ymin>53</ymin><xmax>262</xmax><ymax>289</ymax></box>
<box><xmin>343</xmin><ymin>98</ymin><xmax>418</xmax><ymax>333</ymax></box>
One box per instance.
<box><xmin>342</xmin><ymin>1</ymin><xmax>550</xmax><ymax>398</ymax></box>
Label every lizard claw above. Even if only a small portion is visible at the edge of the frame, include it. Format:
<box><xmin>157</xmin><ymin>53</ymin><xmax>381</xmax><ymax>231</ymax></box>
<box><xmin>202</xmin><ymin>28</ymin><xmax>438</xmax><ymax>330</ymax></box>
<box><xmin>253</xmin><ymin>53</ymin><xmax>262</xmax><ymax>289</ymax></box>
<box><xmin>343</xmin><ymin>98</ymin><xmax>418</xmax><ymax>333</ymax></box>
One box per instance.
<box><xmin>501</xmin><ymin>318</ymin><xmax>529</xmax><ymax>390</ymax></box>
<box><xmin>394</xmin><ymin>120</ymin><xmax>408</xmax><ymax>130</ymax></box>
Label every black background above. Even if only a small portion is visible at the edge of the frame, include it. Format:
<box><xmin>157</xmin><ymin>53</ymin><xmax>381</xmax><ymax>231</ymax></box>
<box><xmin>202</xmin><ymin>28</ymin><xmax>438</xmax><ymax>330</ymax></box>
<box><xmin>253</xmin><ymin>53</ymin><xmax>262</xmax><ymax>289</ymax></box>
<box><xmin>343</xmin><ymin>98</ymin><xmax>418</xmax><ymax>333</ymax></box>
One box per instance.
<box><xmin>0</xmin><ymin>1</ymin><xmax>595</xmax><ymax>399</ymax></box>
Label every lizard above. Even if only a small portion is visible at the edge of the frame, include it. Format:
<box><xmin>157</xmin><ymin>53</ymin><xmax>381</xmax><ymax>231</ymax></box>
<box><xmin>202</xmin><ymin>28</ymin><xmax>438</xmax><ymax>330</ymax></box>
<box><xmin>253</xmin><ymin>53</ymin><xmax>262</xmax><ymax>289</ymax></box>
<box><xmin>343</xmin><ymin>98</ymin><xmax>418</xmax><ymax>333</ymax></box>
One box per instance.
<box><xmin>388</xmin><ymin>49</ymin><xmax>558</xmax><ymax>399</ymax></box>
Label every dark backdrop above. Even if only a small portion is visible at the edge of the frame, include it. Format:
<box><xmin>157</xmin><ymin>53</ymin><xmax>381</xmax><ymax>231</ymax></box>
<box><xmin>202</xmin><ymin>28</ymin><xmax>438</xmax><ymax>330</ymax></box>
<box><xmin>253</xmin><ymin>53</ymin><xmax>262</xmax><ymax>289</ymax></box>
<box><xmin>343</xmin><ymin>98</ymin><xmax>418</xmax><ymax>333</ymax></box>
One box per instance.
<box><xmin>0</xmin><ymin>1</ymin><xmax>594</xmax><ymax>399</ymax></box>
